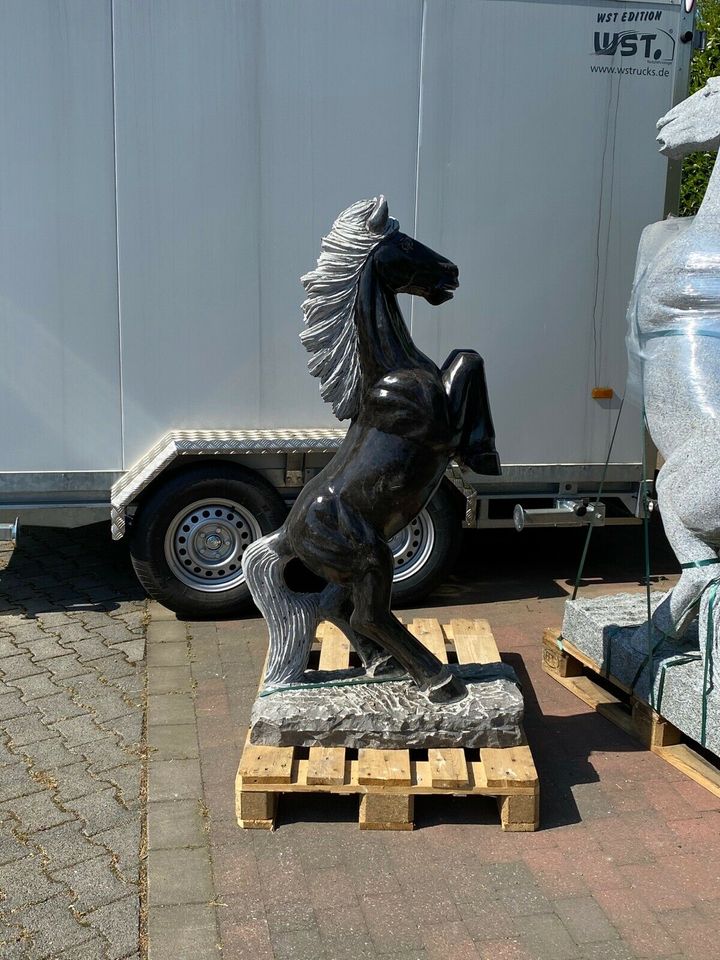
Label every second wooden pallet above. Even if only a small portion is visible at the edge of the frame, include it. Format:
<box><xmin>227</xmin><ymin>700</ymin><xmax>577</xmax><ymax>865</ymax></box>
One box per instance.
<box><xmin>542</xmin><ymin>627</ymin><xmax>720</xmax><ymax>799</ymax></box>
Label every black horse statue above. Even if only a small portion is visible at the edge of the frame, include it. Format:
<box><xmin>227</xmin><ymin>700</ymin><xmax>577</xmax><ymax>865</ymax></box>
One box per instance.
<box><xmin>243</xmin><ymin>197</ymin><xmax>500</xmax><ymax>703</ymax></box>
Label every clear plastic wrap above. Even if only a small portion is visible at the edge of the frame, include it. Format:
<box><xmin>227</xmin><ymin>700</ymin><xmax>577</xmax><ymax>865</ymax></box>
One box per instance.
<box><xmin>625</xmin><ymin>215</ymin><xmax>697</xmax><ymax>409</ymax></box>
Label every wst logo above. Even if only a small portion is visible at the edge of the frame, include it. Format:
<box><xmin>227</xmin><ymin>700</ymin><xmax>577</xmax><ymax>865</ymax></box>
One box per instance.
<box><xmin>592</xmin><ymin>28</ymin><xmax>675</xmax><ymax>63</ymax></box>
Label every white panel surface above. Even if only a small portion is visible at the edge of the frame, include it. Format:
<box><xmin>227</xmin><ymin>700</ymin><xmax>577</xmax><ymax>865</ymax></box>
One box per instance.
<box><xmin>2</xmin><ymin>0</ymin><xmax>685</xmax><ymax>478</ymax></box>
<box><xmin>0</xmin><ymin>1</ymin><xmax>121</xmax><ymax>471</ymax></box>
<box><xmin>114</xmin><ymin>0</ymin><xmax>423</xmax><ymax>462</ymax></box>
<box><xmin>413</xmin><ymin>0</ymin><xmax>677</xmax><ymax>465</ymax></box>
<box><xmin>113</xmin><ymin>0</ymin><xmax>263</xmax><ymax>467</ymax></box>
<box><xmin>254</xmin><ymin>0</ymin><xmax>423</xmax><ymax>426</ymax></box>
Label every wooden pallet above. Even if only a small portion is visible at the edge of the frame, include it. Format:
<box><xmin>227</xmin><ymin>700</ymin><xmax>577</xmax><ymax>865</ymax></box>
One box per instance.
<box><xmin>236</xmin><ymin>618</ymin><xmax>539</xmax><ymax>831</ymax></box>
<box><xmin>542</xmin><ymin>627</ymin><xmax>720</xmax><ymax>799</ymax></box>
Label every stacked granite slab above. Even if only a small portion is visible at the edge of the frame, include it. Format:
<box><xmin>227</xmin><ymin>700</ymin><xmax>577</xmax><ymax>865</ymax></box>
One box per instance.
<box><xmin>561</xmin><ymin>592</ymin><xmax>718</xmax><ymax>756</ymax></box>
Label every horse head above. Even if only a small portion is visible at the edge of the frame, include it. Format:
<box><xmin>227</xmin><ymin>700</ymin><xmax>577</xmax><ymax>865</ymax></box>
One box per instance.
<box><xmin>657</xmin><ymin>76</ymin><xmax>720</xmax><ymax>159</ymax></box>
<box><xmin>368</xmin><ymin>197</ymin><xmax>459</xmax><ymax>306</ymax></box>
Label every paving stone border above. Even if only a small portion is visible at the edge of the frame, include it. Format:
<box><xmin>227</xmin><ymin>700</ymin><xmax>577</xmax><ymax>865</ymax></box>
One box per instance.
<box><xmin>145</xmin><ymin>603</ymin><xmax>221</xmax><ymax>960</ymax></box>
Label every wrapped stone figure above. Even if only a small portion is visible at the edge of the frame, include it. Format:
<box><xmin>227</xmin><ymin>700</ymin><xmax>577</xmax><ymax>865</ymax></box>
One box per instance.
<box><xmin>562</xmin><ymin>77</ymin><xmax>720</xmax><ymax>756</ymax></box>
<box><xmin>629</xmin><ymin>77</ymin><xmax>720</xmax><ymax>646</ymax></box>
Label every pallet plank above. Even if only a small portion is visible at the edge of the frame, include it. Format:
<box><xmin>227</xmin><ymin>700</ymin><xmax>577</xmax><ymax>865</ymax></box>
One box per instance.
<box><xmin>451</xmin><ymin>618</ymin><xmax>500</xmax><ymax>664</ymax></box>
<box><xmin>550</xmin><ymin>671</ymin><xmax>638</xmax><ymax>739</ymax></box>
<box><xmin>654</xmin><ymin>743</ymin><xmax>720</xmax><ymax>799</ymax></box>
<box><xmin>316</xmin><ymin>622</ymin><xmax>351</xmax><ymax>669</ymax></box>
<box><xmin>357</xmin><ymin>749</ymin><xmax>412</xmax><ymax>787</ymax></box>
<box><xmin>238</xmin><ymin>733</ymin><xmax>293</xmax><ymax>784</ymax></box>
<box><xmin>411</xmin><ymin>618</ymin><xmax>449</xmax><ymax>659</ymax></box>
<box><xmin>481</xmin><ymin>745</ymin><xmax>538</xmax><ymax>790</ymax></box>
<box><xmin>306</xmin><ymin>623</ymin><xmax>351</xmax><ymax>786</ymax></box>
<box><xmin>306</xmin><ymin>747</ymin><xmax>346</xmax><ymax>787</ymax></box>
<box><xmin>427</xmin><ymin>750</ymin><xmax>470</xmax><ymax>790</ymax></box>
<box><xmin>412</xmin><ymin>619</ymin><xmax>469</xmax><ymax>789</ymax></box>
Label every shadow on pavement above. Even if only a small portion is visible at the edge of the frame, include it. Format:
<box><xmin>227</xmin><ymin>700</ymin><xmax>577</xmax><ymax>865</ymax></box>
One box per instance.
<box><xmin>0</xmin><ymin>522</ymin><xmax>145</xmax><ymax>617</ymax></box>
<box><xmin>0</xmin><ymin>516</ymin><xmax>678</xmax><ymax>620</ymax></box>
<box><xmin>414</xmin><ymin>517</ymin><xmax>679</xmax><ymax>610</ymax></box>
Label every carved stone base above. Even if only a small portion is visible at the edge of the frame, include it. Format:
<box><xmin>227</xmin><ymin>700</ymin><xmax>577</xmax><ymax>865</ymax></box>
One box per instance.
<box><xmin>249</xmin><ymin>663</ymin><xmax>524</xmax><ymax>749</ymax></box>
<box><xmin>562</xmin><ymin>592</ymin><xmax>719</xmax><ymax>756</ymax></box>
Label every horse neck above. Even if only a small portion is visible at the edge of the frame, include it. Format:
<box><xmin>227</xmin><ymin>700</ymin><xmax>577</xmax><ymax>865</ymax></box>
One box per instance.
<box><xmin>355</xmin><ymin>261</ymin><xmax>431</xmax><ymax>383</ymax></box>
<box><xmin>692</xmin><ymin>150</ymin><xmax>720</xmax><ymax>229</ymax></box>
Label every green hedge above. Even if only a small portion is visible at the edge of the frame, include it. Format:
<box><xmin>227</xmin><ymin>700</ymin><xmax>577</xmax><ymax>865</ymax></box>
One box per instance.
<box><xmin>680</xmin><ymin>0</ymin><xmax>720</xmax><ymax>215</ymax></box>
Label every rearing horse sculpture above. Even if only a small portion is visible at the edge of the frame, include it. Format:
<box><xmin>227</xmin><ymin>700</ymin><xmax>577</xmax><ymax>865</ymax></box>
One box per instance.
<box><xmin>630</xmin><ymin>77</ymin><xmax>720</xmax><ymax>645</ymax></box>
<box><xmin>243</xmin><ymin>197</ymin><xmax>500</xmax><ymax>703</ymax></box>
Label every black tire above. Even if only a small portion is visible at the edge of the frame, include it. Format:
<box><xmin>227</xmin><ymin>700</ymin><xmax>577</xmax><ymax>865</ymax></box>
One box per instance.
<box><xmin>129</xmin><ymin>463</ymin><xmax>287</xmax><ymax>619</ymax></box>
<box><xmin>390</xmin><ymin>482</ymin><xmax>462</xmax><ymax>606</ymax></box>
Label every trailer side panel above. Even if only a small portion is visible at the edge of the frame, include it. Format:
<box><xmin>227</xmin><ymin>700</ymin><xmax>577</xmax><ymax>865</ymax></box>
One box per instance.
<box><xmin>0</xmin><ymin>0</ymin><xmax>122</xmax><ymax>471</ymax></box>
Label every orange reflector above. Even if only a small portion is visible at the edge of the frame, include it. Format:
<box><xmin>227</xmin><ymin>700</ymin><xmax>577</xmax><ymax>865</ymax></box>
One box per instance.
<box><xmin>592</xmin><ymin>387</ymin><xmax>614</xmax><ymax>400</ymax></box>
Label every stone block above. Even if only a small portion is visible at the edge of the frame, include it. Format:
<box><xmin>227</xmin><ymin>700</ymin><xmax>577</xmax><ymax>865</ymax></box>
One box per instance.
<box><xmin>562</xmin><ymin>592</ymin><xmax>719</xmax><ymax>756</ymax></box>
<box><xmin>250</xmin><ymin>663</ymin><xmax>523</xmax><ymax>749</ymax></box>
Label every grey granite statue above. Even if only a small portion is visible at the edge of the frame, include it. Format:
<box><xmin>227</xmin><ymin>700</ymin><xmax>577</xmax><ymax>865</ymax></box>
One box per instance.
<box><xmin>563</xmin><ymin>77</ymin><xmax>720</xmax><ymax>752</ymax></box>
<box><xmin>633</xmin><ymin>77</ymin><xmax>720</xmax><ymax>644</ymax></box>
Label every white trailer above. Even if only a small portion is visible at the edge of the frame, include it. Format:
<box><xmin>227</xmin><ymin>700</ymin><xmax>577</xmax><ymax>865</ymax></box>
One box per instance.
<box><xmin>0</xmin><ymin>0</ymin><xmax>697</xmax><ymax>615</ymax></box>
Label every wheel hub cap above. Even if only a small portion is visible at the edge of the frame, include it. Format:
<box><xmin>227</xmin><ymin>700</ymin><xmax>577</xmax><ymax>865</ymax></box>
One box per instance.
<box><xmin>164</xmin><ymin>498</ymin><xmax>263</xmax><ymax>593</ymax></box>
<box><xmin>388</xmin><ymin>509</ymin><xmax>435</xmax><ymax>583</ymax></box>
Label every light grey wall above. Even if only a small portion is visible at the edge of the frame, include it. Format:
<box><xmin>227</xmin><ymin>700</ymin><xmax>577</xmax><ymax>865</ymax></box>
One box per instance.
<box><xmin>0</xmin><ymin>0</ymin><xmax>683</xmax><ymax>473</ymax></box>
<box><xmin>0</xmin><ymin>1</ymin><xmax>121</xmax><ymax>471</ymax></box>
<box><xmin>113</xmin><ymin>0</ymin><xmax>423</xmax><ymax>466</ymax></box>
<box><xmin>412</xmin><ymin>0</ymin><xmax>675</xmax><ymax>464</ymax></box>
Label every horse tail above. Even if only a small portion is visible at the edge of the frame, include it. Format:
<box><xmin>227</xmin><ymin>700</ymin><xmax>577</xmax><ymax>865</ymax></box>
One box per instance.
<box><xmin>242</xmin><ymin>529</ymin><xmax>320</xmax><ymax>687</ymax></box>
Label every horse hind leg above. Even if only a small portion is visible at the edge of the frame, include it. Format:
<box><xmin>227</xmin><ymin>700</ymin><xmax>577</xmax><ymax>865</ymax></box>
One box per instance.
<box><xmin>653</xmin><ymin>444</ymin><xmax>720</xmax><ymax>640</ymax></box>
<box><xmin>242</xmin><ymin>529</ymin><xmax>320</xmax><ymax>687</ymax></box>
<box><xmin>348</xmin><ymin>540</ymin><xmax>467</xmax><ymax>702</ymax></box>
<box><xmin>317</xmin><ymin>583</ymin><xmax>405</xmax><ymax>677</ymax></box>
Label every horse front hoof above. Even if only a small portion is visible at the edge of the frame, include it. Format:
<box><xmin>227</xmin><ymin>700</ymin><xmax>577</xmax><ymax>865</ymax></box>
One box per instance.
<box><xmin>424</xmin><ymin>669</ymin><xmax>468</xmax><ymax>704</ymax></box>
<box><xmin>460</xmin><ymin>449</ymin><xmax>502</xmax><ymax>476</ymax></box>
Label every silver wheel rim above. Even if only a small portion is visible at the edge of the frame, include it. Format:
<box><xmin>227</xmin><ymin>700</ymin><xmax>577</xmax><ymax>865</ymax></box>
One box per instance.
<box><xmin>389</xmin><ymin>509</ymin><xmax>435</xmax><ymax>583</ymax></box>
<box><xmin>164</xmin><ymin>498</ymin><xmax>263</xmax><ymax>592</ymax></box>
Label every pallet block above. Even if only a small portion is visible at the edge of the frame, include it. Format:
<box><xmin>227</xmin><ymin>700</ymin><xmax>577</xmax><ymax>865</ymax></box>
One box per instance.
<box><xmin>543</xmin><ymin>627</ymin><xmax>720</xmax><ymax>800</ymax></box>
<box><xmin>236</xmin><ymin>618</ymin><xmax>539</xmax><ymax>831</ymax></box>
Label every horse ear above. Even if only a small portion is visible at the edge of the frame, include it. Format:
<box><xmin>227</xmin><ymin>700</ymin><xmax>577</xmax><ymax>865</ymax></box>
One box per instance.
<box><xmin>367</xmin><ymin>196</ymin><xmax>389</xmax><ymax>234</ymax></box>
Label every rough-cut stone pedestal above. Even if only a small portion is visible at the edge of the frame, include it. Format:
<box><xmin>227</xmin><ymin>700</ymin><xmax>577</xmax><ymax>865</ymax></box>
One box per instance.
<box><xmin>249</xmin><ymin>663</ymin><xmax>524</xmax><ymax>749</ymax></box>
<box><xmin>562</xmin><ymin>592</ymin><xmax>719</xmax><ymax>756</ymax></box>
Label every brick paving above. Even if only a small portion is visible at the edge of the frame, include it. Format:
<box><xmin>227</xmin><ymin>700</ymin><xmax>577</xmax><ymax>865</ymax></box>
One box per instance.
<box><xmin>6</xmin><ymin>521</ymin><xmax>720</xmax><ymax>959</ymax></box>
<box><xmin>0</xmin><ymin>526</ymin><xmax>145</xmax><ymax>959</ymax></box>
<box><xmin>145</xmin><ymin>523</ymin><xmax>720</xmax><ymax>960</ymax></box>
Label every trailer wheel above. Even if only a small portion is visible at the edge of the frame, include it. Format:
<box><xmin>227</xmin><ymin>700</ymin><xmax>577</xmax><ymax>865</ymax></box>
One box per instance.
<box><xmin>390</xmin><ymin>483</ymin><xmax>462</xmax><ymax>606</ymax></box>
<box><xmin>129</xmin><ymin>463</ymin><xmax>287</xmax><ymax>618</ymax></box>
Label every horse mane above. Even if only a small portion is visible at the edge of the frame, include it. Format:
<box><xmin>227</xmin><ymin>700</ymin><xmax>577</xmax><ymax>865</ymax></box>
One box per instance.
<box><xmin>300</xmin><ymin>198</ymin><xmax>398</xmax><ymax>421</ymax></box>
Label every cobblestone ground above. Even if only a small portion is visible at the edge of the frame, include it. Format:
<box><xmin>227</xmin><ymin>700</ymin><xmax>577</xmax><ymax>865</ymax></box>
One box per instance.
<box><xmin>0</xmin><ymin>524</ymin><xmax>146</xmax><ymax>959</ymax></box>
